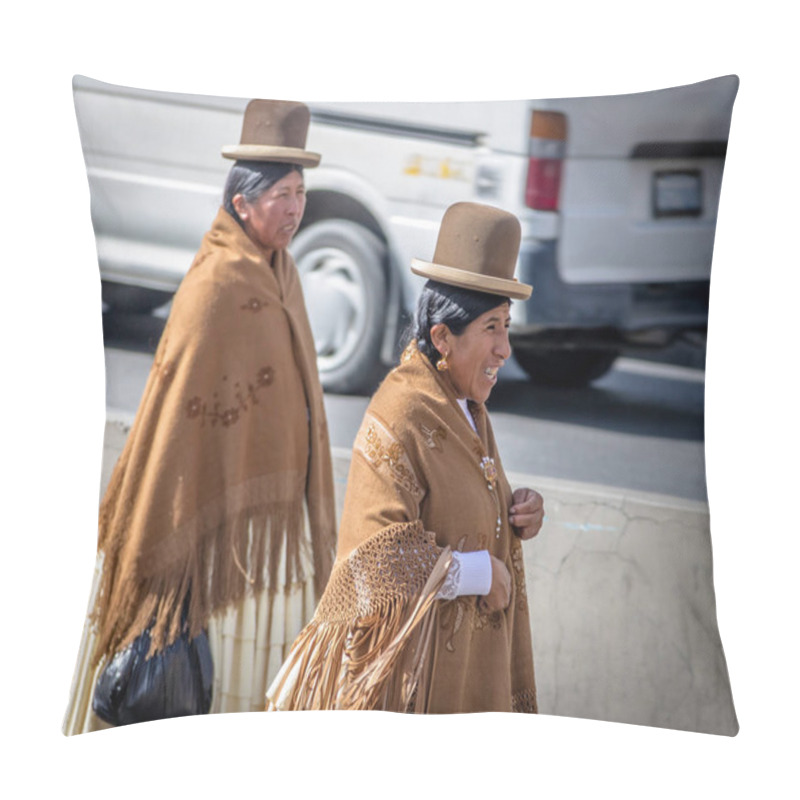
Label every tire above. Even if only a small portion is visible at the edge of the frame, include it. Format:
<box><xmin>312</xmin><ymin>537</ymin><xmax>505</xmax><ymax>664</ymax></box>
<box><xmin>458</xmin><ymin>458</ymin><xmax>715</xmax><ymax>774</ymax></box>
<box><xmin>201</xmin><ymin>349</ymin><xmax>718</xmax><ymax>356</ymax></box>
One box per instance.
<box><xmin>513</xmin><ymin>347</ymin><xmax>619</xmax><ymax>388</ymax></box>
<box><xmin>290</xmin><ymin>219</ymin><xmax>388</xmax><ymax>394</ymax></box>
<box><xmin>101</xmin><ymin>281</ymin><xmax>174</xmax><ymax>314</ymax></box>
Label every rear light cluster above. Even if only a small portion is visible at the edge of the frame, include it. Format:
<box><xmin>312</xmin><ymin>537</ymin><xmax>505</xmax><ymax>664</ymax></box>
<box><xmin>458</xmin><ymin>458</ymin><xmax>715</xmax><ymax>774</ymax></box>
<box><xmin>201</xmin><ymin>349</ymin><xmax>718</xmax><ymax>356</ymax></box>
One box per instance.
<box><xmin>525</xmin><ymin>110</ymin><xmax>566</xmax><ymax>211</ymax></box>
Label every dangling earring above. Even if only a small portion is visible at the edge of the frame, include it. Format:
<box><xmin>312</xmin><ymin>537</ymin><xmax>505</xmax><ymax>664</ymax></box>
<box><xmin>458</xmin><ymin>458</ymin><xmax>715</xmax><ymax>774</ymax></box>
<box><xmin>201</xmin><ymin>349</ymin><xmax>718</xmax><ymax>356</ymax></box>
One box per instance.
<box><xmin>437</xmin><ymin>353</ymin><xmax>449</xmax><ymax>372</ymax></box>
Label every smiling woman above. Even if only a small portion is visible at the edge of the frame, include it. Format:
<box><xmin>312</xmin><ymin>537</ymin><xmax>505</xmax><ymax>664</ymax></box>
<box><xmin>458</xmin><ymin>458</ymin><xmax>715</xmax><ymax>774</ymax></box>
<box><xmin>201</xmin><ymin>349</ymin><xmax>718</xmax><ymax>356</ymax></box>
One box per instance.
<box><xmin>425</xmin><ymin>293</ymin><xmax>511</xmax><ymax>404</ymax></box>
<box><xmin>267</xmin><ymin>202</ymin><xmax>546</xmax><ymax>713</ymax></box>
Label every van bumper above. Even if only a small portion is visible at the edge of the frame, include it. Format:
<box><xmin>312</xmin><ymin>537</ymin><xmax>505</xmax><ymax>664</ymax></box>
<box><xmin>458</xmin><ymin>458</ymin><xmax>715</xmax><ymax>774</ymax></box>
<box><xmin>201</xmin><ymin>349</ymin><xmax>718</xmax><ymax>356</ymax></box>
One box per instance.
<box><xmin>510</xmin><ymin>241</ymin><xmax>710</xmax><ymax>349</ymax></box>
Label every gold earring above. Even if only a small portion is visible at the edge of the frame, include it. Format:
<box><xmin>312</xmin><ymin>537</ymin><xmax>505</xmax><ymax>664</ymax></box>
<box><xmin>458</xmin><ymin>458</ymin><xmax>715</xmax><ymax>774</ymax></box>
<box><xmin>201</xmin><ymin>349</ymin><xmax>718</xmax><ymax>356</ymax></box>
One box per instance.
<box><xmin>437</xmin><ymin>353</ymin><xmax>449</xmax><ymax>372</ymax></box>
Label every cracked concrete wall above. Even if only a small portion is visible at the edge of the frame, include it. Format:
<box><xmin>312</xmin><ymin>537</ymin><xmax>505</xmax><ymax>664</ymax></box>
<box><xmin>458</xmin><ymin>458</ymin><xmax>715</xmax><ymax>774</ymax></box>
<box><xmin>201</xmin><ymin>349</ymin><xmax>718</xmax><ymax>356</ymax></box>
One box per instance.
<box><xmin>98</xmin><ymin>420</ymin><xmax>737</xmax><ymax>734</ymax></box>
<box><xmin>510</xmin><ymin>470</ymin><xmax>738</xmax><ymax>735</ymax></box>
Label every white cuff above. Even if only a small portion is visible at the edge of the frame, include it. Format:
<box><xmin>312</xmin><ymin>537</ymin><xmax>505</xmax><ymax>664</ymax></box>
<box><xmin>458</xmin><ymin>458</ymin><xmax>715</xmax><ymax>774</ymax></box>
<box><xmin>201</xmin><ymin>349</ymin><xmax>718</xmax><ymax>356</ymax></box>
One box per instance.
<box><xmin>454</xmin><ymin>550</ymin><xmax>492</xmax><ymax>596</ymax></box>
<box><xmin>436</xmin><ymin>550</ymin><xmax>492</xmax><ymax>601</ymax></box>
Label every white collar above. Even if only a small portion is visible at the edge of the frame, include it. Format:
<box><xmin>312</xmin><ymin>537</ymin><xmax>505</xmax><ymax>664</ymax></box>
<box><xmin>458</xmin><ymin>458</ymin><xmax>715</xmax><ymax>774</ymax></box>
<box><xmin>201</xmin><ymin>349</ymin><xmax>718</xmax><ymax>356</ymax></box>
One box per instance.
<box><xmin>456</xmin><ymin>397</ymin><xmax>477</xmax><ymax>433</ymax></box>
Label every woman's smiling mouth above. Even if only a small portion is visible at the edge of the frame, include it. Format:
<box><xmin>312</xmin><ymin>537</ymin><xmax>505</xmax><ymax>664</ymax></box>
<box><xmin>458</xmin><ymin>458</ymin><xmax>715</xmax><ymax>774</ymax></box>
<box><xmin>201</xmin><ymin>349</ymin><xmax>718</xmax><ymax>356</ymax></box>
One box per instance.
<box><xmin>484</xmin><ymin>363</ymin><xmax>503</xmax><ymax>381</ymax></box>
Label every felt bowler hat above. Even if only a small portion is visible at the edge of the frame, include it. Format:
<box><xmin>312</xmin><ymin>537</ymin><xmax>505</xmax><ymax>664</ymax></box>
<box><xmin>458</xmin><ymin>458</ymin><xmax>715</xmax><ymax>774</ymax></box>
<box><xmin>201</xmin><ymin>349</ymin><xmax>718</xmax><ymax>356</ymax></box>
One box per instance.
<box><xmin>221</xmin><ymin>99</ymin><xmax>321</xmax><ymax>167</ymax></box>
<box><xmin>411</xmin><ymin>202</ymin><xmax>532</xmax><ymax>300</ymax></box>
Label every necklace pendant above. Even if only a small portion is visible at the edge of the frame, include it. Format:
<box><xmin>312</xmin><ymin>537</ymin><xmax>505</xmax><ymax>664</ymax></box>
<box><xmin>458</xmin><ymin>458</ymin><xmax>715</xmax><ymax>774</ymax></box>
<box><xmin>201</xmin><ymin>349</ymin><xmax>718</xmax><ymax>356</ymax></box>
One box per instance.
<box><xmin>480</xmin><ymin>456</ymin><xmax>498</xmax><ymax>484</ymax></box>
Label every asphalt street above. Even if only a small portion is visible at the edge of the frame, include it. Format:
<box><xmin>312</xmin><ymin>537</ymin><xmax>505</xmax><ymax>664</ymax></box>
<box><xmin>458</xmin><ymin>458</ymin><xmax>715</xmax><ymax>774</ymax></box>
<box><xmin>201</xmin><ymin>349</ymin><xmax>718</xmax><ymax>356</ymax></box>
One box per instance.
<box><xmin>101</xmin><ymin>309</ymin><xmax>708</xmax><ymax>501</ymax></box>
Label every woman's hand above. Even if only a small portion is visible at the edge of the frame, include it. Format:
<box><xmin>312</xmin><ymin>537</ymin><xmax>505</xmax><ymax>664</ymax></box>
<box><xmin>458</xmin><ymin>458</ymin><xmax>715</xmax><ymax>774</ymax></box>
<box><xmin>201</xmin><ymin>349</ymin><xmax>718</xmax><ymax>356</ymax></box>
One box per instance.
<box><xmin>509</xmin><ymin>488</ymin><xmax>544</xmax><ymax>540</ymax></box>
<box><xmin>480</xmin><ymin>555</ymin><xmax>511</xmax><ymax>613</ymax></box>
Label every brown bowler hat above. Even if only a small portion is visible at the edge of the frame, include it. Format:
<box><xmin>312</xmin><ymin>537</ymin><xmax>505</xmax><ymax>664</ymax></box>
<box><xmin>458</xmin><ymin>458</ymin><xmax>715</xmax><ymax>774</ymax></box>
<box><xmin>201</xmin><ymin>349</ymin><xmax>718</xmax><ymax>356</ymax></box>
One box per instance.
<box><xmin>221</xmin><ymin>99</ymin><xmax>321</xmax><ymax>167</ymax></box>
<box><xmin>411</xmin><ymin>202</ymin><xmax>532</xmax><ymax>300</ymax></box>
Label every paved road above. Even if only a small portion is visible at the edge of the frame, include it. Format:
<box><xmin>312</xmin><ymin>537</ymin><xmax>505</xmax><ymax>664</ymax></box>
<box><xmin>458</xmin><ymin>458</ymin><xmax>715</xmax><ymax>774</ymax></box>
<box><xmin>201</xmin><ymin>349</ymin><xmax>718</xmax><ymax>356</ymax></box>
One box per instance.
<box><xmin>102</xmin><ymin>308</ymin><xmax>707</xmax><ymax>501</ymax></box>
<box><xmin>320</xmin><ymin>354</ymin><xmax>707</xmax><ymax>501</ymax></box>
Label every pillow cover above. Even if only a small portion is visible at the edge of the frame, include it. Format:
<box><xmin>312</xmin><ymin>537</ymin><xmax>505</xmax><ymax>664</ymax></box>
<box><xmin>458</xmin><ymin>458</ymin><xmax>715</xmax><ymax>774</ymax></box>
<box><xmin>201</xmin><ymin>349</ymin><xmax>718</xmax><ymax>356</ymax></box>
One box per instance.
<box><xmin>63</xmin><ymin>74</ymin><xmax>738</xmax><ymax>735</ymax></box>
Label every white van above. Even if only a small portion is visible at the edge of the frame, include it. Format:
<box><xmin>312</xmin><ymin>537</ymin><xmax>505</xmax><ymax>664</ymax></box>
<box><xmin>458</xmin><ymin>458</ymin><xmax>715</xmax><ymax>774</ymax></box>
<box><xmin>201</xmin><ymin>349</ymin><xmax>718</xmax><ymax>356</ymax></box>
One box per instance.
<box><xmin>74</xmin><ymin>74</ymin><xmax>738</xmax><ymax>392</ymax></box>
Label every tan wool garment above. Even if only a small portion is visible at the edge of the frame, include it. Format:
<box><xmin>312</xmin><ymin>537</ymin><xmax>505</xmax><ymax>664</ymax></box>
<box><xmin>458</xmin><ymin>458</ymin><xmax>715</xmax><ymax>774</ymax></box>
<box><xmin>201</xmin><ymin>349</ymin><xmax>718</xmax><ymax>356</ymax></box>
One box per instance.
<box><xmin>267</xmin><ymin>342</ymin><xmax>537</xmax><ymax>713</ymax></box>
<box><xmin>90</xmin><ymin>207</ymin><xmax>337</xmax><ymax>666</ymax></box>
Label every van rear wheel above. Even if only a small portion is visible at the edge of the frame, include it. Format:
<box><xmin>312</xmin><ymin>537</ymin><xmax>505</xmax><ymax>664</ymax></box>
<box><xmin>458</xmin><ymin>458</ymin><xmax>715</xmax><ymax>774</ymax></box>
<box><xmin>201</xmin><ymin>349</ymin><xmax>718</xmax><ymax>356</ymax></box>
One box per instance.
<box><xmin>291</xmin><ymin>219</ymin><xmax>387</xmax><ymax>395</ymax></box>
<box><xmin>513</xmin><ymin>347</ymin><xmax>619</xmax><ymax>388</ymax></box>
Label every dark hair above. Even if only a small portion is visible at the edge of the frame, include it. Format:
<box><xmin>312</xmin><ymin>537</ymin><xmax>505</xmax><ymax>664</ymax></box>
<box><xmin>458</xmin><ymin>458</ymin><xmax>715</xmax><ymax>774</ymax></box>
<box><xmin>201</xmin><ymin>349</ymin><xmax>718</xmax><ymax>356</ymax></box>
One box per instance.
<box><xmin>223</xmin><ymin>161</ymin><xmax>303</xmax><ymax>224</ymax></box>
<box><xmin>405</xmin><ymin>280</ymin><xmax>511</xmax><ymax>367</ymax></box>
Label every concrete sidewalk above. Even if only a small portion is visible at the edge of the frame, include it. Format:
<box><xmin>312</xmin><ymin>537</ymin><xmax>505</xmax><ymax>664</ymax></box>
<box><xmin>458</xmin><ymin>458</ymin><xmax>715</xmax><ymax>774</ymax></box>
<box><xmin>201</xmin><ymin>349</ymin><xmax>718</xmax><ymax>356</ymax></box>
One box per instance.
<box><xmin>98</xmin><ymin>417</ymin><xmax>737</xmax><ymax>735</ymax></box>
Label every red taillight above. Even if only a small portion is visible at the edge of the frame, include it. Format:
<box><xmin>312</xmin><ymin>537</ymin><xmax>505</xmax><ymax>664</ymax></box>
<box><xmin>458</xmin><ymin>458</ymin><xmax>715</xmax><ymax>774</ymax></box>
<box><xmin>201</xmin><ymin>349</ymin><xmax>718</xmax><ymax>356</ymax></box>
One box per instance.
<box><xmin>525</xmin><ymin>110</ymin><xmax>566</xmax><ymax>211</ymax></box>
<box><xmin>526</xmin><ymin>159</ymin><xmax>563</xmax><ymax>211</ymax></box>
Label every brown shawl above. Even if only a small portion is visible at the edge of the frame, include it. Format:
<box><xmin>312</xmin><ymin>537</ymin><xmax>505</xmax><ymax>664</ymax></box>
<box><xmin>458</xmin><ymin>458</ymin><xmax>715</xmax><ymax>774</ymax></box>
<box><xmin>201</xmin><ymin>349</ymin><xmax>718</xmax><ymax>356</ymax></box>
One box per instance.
<box><xmin>91</xmin><ymin>208</ymin><xmax>336</xmax><ymax>663</ymax></box>
<box><xmin>267</xmin><ymin>342</ymin><xmax>536</xmax><ymax>713</ymax></box>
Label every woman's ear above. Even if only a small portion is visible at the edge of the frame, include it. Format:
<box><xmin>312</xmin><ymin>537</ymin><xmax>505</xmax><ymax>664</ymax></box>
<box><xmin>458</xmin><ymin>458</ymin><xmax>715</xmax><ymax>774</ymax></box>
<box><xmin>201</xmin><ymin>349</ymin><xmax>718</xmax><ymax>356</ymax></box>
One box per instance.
<box><xmin>429</xmin><ymin>323</ymin><xmax>451</xmax><ymax>357</ymax></box>
<box><xmin>231</xmin><ymin>194</ymin><xmax>248</xmax><ymax>220</ymax></box>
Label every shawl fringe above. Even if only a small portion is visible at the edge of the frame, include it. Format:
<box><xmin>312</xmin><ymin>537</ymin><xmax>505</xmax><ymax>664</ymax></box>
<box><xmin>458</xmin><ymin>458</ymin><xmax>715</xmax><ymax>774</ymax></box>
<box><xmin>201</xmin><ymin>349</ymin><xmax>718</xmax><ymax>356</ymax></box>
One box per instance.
<box><xmin>266</xmin><ymin>521</ymin><xmax>452</xmax><ymax>711</ymax></box>
<box><xmin>91</xmin><ymin>497</ymin><xmax>306</xmax><ymax>662</ymax></box>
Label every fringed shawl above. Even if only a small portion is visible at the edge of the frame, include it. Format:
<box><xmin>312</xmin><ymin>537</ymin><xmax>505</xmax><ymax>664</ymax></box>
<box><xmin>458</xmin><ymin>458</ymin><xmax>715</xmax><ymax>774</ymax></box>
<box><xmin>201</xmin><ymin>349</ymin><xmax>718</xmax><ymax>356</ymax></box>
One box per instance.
<box><xmin>267</xmin><ymin>342</ymin><xmax>536</xmax><ymax>713</ymax></box>
<box><xmin>90</xmin><ymin>208</ymin><xmax>336</xmax><ymax>663</ymax></box>
<box><xmin>268</xmin><ymin>521</ymin><xmax>452</xmax><ymax>711</ymax></box>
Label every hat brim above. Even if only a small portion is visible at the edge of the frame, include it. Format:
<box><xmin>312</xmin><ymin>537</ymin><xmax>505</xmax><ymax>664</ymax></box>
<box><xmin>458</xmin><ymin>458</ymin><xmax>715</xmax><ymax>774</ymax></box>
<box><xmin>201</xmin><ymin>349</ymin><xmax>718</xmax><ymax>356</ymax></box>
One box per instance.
<box><xmin>221</xmin><ymin>144</ymin><xmax>321</xmax><ymax>167</ymax></box>
<box><xmin>410</xmin><ymin>258</ymin><xmax>532</xmax><ymax>300</ymax></box>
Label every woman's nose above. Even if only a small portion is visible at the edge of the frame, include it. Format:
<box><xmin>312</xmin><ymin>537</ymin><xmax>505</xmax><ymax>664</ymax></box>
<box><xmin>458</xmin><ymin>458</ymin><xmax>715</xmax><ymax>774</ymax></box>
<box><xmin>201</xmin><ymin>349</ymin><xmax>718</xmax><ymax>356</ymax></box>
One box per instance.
<box><xmin>496</xmin><ymin>329</ymin><xmax>511</xmax><ymax>360</ymax></box>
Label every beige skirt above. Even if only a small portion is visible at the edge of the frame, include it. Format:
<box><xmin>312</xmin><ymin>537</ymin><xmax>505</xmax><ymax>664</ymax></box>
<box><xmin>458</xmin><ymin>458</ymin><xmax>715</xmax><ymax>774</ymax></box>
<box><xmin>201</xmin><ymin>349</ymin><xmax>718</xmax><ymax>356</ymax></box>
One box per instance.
<box><xmin>62</xmin><ymin>528</ymin><xmax>316</xmax><ymax>735</ymax></box>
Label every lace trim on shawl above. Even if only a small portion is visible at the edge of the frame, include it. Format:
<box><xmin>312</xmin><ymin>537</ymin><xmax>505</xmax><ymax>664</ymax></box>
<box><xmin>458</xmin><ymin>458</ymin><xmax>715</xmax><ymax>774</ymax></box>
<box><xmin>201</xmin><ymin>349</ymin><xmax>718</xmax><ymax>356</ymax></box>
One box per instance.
<box><xmin>266</xmin><ymin>520</ymin><xmax>451</xmax><ymax>712</ymax></box>
<box><xmin>436</xmin><ymin>554</ymin><xmax>461</xmax><ymax>601</ymax></box>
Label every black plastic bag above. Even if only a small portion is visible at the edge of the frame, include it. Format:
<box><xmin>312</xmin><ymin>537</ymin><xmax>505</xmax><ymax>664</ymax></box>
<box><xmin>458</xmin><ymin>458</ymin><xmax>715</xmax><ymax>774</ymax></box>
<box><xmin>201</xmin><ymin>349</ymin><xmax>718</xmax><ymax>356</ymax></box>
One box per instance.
<box><xmin>92</xmin><ymin>623</ymin><xmax>213</xmax><ymax>726</ymax></box>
